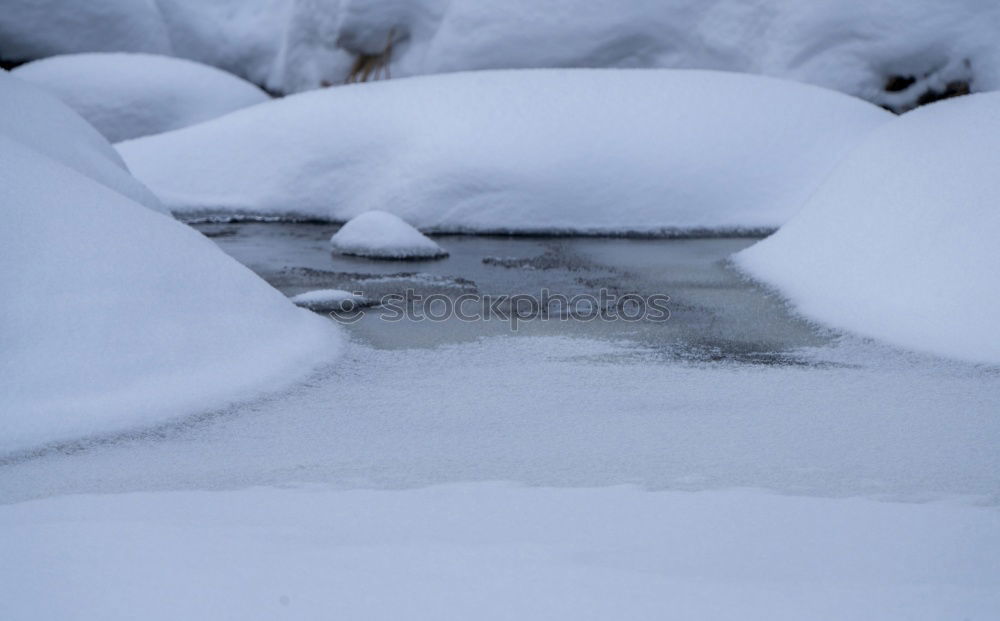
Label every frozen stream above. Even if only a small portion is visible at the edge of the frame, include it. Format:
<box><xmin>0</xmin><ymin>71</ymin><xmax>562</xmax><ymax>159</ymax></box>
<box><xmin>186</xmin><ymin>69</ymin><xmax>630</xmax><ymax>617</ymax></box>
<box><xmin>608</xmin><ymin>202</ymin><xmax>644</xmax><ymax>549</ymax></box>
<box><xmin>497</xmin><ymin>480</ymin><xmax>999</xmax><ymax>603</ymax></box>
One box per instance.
<box><xmin>1</xmin><ymin>223</ymin><xmax>999</xmax><ymax>504</ymax></box>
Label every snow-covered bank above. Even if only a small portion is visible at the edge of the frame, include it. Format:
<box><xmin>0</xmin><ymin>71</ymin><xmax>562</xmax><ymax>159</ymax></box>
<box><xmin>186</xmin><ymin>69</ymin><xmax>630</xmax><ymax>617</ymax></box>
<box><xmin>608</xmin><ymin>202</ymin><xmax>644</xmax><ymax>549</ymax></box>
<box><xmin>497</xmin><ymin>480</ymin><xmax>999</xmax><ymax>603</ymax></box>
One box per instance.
<box><xmin>736</xmin><ymin>93</ymin><xmax>1000</xmax><ymax>366</ymax></box>
<box><xmin>4</xmin><ymin>0</ymin><xmax>999</xmax><ymax>111</ymax></box>
<box><xmin>1</xmin><ymin>484</ymin><xmax>997</xmax><ymax>621</ymax></box>
<box><xmin>0</xmin><ymin>137</ymin><xmax>339</xmax><ymax>454</ymax></box>
<box><xmin>1</xmin><ymin>71</ymin><xmax>164</xmax><ymax>213</ymax></box>
<box><xmin>119</xmin><ymin>69</ymin><xmax>891</xmax><ymax>232</ymax></box>
<box><xmin>13</xmin><ymin>54</ymin><xmax>270</xmax><ymax>142</ymax></box>
<box><xmin>274</xmin><ymin>0</ymin><xmax>1000</xmax><ymax>111</ymax></box>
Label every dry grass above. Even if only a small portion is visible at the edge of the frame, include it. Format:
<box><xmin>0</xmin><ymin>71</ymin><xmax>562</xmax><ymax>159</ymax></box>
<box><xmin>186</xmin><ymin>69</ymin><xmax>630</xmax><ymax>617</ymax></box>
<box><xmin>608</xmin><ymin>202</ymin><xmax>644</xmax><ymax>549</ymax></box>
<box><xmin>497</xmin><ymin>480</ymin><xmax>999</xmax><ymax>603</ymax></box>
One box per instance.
<box><xmin>345</xmin><ymin>29</ymin><xmax>396</xmax><ymax>84</ymax></box>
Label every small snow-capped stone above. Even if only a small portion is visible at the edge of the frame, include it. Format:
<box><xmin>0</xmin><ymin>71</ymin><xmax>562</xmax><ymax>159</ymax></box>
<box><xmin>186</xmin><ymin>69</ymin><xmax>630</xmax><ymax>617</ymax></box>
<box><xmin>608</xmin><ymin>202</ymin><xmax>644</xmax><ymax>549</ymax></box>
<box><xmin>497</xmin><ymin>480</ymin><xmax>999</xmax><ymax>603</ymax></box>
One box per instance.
<box><xmin>330</xmin><ymin>211</ymin><xmax>448</xmax><ymax>259</ymax></box>
<box><xmin>290</xmin><ymin>289</ymin><xmax>372</xmax><ymax>311</ymax></box>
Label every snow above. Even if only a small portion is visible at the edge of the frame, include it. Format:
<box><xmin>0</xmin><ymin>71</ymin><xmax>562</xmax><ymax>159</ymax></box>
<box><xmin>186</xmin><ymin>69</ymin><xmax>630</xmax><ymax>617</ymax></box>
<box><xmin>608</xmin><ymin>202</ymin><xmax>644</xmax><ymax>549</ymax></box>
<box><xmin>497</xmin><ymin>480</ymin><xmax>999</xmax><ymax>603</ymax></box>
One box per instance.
<box><xmin>330</xmin><ymin>210</ymin><xmax>448</xmax><ymax>259</ymax></box>
<box><xmin>290</xmin><ymin>288</ymin><xmax>370</xmax><ymax>311</ymax></box>
<box><xmin>0</xmin><ymin>0</ymin><xmax>171</xmax><ymax>61</ymax></box>
<box><xmin>153</xmin><ymin>0</ymin><xmax>293</xmax><ymax>87</ymax></box>
<box><xmin>736</xmin><ymin>93</ymin><xmax>1000</xmax><ymax>366</ymax></box>
<box><xmin>1</xmin><ymin>484</ymin><xmax>997</xmax><ymax>621</ymax></box>
<box><xmin>118</xmin><ymin>69</ymin><xmax>891</xmax><ymax>233</ymax></box>
<box><xmin>0</xmin><ymin>71</ymin><xmax>164</xmax><ymax>213</ymax></box>
<box><xmin>12</xmin><ymin>54</ymin><xmax>270</xmax><ymax>143</ymax></box>
<box><xmin>272</xmin><ymin>0</ymin><xmax>1000</xmax><ymax>110</ymax></box>
<box><xmin>0</xmin><ymin>0</ymin><xmax>287</xmax><ymax>87</ymax></box>
<box><xmin>0</xmin><ymin>136</ymin><xmax>340</xmax><ymax>454</ymax></box>
<box><xmin>5</xmin><ymin>1</ymin><xmax>999</xmax><ymax>110</ymax></box>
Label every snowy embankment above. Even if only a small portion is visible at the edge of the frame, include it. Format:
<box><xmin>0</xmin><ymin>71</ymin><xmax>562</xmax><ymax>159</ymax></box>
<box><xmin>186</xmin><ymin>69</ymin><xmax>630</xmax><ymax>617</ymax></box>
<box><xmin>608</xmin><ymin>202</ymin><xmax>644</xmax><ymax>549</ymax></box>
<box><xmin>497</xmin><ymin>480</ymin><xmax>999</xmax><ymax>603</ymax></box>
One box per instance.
<box><xmin>274</xmin><ymin>0</ymin><xmax>1000</xmax><ymax>111</ymax></box>
<box><xmin>13</xmin><ymin>54</ymin><xmax>270</xmax><ymax>142</ymax></box>
<box><xmin>3</xmin><ymin>1</ymin><xmax>1000</xmax><ymax>111</ymax></box>
<box><xmin>119</xmin><ymin>69</ymin><xmax>891</xmax><ymax>233</ymax></box>
<box><xmin>736</xmin><ymin>93</ymin><xmax>1000</xmax><ymax>366</ymax></box>
<box><xmin>0</xmin><ymin>75</ymin><xmax>339</xmax><ymax>454</ymax></box>
<box><xmin>2</xmin><ymin>484</ymin><xmax>998</xmax><ymax>621</ymax></box>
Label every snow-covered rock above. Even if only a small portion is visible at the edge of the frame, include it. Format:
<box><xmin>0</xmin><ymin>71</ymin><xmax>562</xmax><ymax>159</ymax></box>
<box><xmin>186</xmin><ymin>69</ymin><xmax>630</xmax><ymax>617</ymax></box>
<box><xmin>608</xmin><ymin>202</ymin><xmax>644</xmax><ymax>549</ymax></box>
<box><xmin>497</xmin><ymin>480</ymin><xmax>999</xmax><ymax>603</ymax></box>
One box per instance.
<box><xmin>330</xmin><ymin>211</ymin><xmax>447</xmax><ymax>259</ymax></box>
<box><xmin>291</xmin><ymin>289</ymin><xmax>371</xmax><ymax>311</ymax></box>
<box><xmin>118</xmin><ymin>69</ymin><xmax>891</xmax><ymax>234</ymax></box>
<box><xmin>736</xmin><ymin>93</ymin><xmax>1000</xmax><ymax>366</ymax></box>
<box><xmin>0</xmin><ymin>71</ymin><xmax>164</xmax><ymax>213</ymax></box>
<box><xmin>13</xmin><ymin>54</ymin><xmax>270</xmax><ymax>143</ymax></box>
<box><xmin>0</xmin><ymin>136</ymin><xmax>340</xmax><ymax>454</ymax></box>
<box><xmin>273</xmin><ymin>0</ymin><xmax>1000</xmax><ymax>111</ymax></box>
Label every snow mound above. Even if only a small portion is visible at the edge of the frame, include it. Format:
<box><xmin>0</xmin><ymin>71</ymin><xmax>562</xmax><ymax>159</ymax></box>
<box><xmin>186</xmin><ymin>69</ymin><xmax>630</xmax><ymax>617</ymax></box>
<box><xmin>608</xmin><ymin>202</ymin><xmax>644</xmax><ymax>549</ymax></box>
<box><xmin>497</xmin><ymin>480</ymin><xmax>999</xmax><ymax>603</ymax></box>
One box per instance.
<box><xmin>736</xmin><ymin>93</ymin><xmax>1000</xmax><ymax>366</ymax></box>
<box><xmin>0</xmin><ymin>71</ymin><xmax>164</xmax><ymax>213</ymax></box>
<box><xmin>0</xmin><ymin>136</ymin><xmax>340</xmax><ymax>454</ymax></box>
<box><xmin>13</xmin><ymin>54</ymin><xmax>270</xmax><ymax>143</ymax></box>
<box><xmin>330</xmin><ymin>211</ymin><xmax>448</xmax><ymax>259</ymax></box>
<box><xmin>118</xmin><ymin>70</ymin><xmax>891</xmax><ymax>234</ymax></box>
<box><xmin>291</xmin><ymin>289</ymin><xmax>372</xmax><ymax>311</ymax></box>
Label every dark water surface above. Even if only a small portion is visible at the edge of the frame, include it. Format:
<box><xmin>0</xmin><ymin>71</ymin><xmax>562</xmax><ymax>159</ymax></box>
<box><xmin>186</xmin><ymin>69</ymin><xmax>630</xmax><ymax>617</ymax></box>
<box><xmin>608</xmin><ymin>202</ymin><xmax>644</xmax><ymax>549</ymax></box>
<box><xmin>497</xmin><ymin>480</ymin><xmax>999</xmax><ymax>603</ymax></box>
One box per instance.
<box><xmin>2</xmin><ymin>223</ymin><xmax>998</xmax><ymax>504</ymax></box>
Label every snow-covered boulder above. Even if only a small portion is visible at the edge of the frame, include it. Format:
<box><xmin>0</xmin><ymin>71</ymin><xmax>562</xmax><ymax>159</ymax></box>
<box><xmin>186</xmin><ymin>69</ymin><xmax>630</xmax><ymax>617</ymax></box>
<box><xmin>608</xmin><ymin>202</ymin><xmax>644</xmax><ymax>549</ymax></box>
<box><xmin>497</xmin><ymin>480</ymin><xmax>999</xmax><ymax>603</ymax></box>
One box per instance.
<box><xmin>0</xmin><ymin>71</ymin><xmax>164</xmax><ymax>213</ymax></box>
<box><xmin>0</xmin><ymin>0</ymin><xmax>172</xmax><ymax>61</ymax></box>
<box><xmin>0</xmin><ymin>136</ymin><xmax>340</xmax><ymax>454</ymax></box>
<box><xmin>13</xmin><ymin>54</ymin><xmax>271</xmax><ymax>143</ymax></box>
<box><xmin>330</xmin><ymin>211</ymin><xmax>447</xmax><ymax>259</ymax></box>
<box><xmin>736</xmin><ymin>93</ymin><xmax>1000</xmax><ymax>366</ymax></box>
<box><xmin>118</xmin><ymin>69</ymin><xmax>891</xmax><ymax>234</ymax></box>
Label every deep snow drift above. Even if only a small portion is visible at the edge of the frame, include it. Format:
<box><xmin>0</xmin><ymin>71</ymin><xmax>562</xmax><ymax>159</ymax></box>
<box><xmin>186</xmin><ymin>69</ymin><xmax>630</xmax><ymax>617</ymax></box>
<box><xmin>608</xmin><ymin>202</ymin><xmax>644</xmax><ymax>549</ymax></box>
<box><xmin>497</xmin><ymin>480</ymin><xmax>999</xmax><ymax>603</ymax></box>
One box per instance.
<box><xmin>13</xmin><ymin>54</ymin><xmax>270</xmax><ymax>142</ymax></box>
<box><xmin>0</xmin><ymin>71</ymin><xmax>164</xmax><ymax>213</ymax></box>
<box><xmin>2</xmin><ymin>485</ymin><xmax>997</xmax><ymax>621</ymax></box>
<box><xmin>330</xmin><ymin>211</ymin><xmax>448</xmax><ymax>259</ymax></box>
<box><xmin>119</xmin><ymin>69</ymin><xmax>891</xmax><ymax>233</ymax></box>
<box><xmin>0</xmin><ymin>137</ymin><xmax>339</xmax><ymax>454</ymax></box>
<box><xmin>737</xmin><ymin>93</ymin><xmax>1000</xmax><ymax>366</ymax></box>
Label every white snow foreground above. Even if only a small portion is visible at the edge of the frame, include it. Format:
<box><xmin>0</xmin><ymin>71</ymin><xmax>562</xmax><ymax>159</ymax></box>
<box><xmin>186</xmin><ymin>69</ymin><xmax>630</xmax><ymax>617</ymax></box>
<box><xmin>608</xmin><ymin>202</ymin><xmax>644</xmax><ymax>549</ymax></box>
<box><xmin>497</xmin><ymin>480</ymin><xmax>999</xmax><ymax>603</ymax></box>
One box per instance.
<box><xmin>0</xmin><ymin>71</ymin><xmax>165</xmax><ymax>214</ymax></box>
<box><xmin>1</xmin><ymin>484</ymin><xmax>997</xmax><ymax>620</ymax></box>
<box><xmin>737</xmin><ymin>93</ymin><xmax>1000</xmax><ymax>366</ymax></box>
<box><xmin>118</xmin><ymin>70</ymin><xmax>891</xmax><ymax>234</ymax></box>
<box><xmin>330</xmin><ymin>211</ymin><xmax>447</xmax><ymax>259</ymax></box>
<box><xmin>0</xmin><ymin>137</ymin><xmax>340</xmax><ymax>454</ymax></box>
<box><xmin>13</xmin><ymin>54</ymin><xmax>270</xmax><ymax>143</ymax></box>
